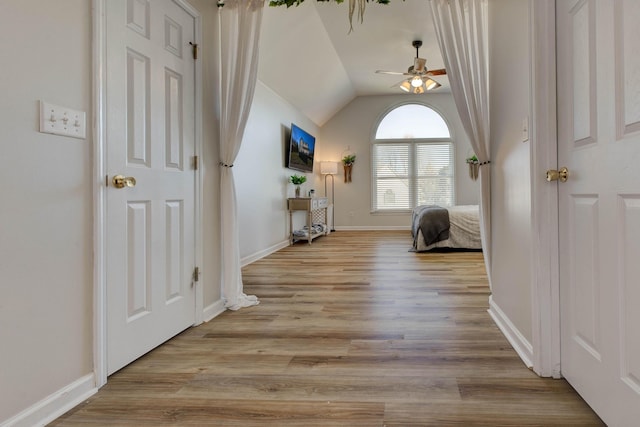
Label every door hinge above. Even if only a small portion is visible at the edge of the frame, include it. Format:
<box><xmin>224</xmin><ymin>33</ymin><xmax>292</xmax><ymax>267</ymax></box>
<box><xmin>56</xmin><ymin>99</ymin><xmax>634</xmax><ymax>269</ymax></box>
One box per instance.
<box><xmin>193</xmin><ymin>155</ymin><xmax>199</xmax><ymax>170</ymax></box>
<box><xmin>193</xmin><ymin>266</ymin><xmax>200</xmax><ymax>282</ymax></box>
<box><xmin>189</xmin><ymin>42</ymin><xmax>198</xmax><ymax>60</ymax></box>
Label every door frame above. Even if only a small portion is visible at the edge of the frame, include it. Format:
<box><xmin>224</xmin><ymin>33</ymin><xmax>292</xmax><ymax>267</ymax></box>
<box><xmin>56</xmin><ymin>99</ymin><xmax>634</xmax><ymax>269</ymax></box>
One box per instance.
<box><xmin>529</xmin><ymin>0</ymin><xmax>562</xmax><ymax>378</ymax></box>
<box><xmin>91</xmin><ymin>0</ymin><xmax>204</xmax><ymax>387</ymax></box>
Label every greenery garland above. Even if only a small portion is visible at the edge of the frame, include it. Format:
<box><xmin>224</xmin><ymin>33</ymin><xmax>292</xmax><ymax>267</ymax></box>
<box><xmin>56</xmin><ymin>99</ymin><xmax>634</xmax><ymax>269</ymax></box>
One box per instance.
<box><xmin>269</xmin><ymin>0</ymin><xmax>391</xmax><ymax>6</ymax></box>
<box><xmin>269</xmin><ymin>0</ymin><xmax>399</xmax><ymax>32</ymax></box>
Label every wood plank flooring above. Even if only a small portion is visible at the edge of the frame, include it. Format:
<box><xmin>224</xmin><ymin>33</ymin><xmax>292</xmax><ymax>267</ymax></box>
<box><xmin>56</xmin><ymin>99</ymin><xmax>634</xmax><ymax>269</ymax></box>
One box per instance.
<box><xmin>50</xmin><ymin>231</ymin><xmax>604</xmax><ymax>426</ymax></box>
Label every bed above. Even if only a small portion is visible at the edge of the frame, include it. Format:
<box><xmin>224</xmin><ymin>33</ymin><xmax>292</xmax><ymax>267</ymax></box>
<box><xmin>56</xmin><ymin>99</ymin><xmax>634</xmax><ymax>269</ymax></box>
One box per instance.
<box><xmin>411</xmin><ymin>205</ymin><xmax>482</xmax><ymax>252</ymax></box>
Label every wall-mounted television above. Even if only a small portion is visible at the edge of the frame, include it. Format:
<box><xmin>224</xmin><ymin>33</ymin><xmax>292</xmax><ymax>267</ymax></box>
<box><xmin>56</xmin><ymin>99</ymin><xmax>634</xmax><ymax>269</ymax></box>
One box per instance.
<box><xmin>286</xmin><ymin>123</ymin><xmax>316</xmax><ymax>173</ymax></box>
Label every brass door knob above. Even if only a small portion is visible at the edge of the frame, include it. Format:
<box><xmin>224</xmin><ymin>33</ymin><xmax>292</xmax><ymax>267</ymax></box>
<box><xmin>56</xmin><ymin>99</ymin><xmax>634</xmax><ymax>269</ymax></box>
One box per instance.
<box><xmin>112</xmin><ymin>174</ymin><xmax>137</xmax><ymax>189</ymax></box>
<box><xmin>546</xmin><ymin>167</ymin><xmax>569</xmax><ymax>182</ymax></box>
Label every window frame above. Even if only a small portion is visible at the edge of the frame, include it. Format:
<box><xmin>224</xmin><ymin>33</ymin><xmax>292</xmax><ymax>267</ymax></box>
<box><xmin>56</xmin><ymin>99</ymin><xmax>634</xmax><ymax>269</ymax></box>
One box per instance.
<box><xmin>370</xmin><ymin>103</ymin><xmax>455</xmax><ymax>213</ymax></box>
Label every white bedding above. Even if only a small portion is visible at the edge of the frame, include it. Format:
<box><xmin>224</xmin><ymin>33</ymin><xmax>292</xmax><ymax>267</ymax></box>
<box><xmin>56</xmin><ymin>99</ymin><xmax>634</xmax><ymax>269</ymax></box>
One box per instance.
<box><xmin>414</xmin><ymin>205</ymin><xmax>482</xmax><ymax>251</ymax></box>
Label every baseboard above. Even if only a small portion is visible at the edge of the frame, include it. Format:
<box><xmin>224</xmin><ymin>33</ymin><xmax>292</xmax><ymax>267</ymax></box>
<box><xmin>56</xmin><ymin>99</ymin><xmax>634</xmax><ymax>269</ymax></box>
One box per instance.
<box><xmin>203</xmin><ymin>299</ymin><xmax>226</xmax><ymax>323</ymax></box>
<box><xmin>1</xmin><ymin>373</ymin><xmax>96</xmax><ymax>427</ymax></box>
<box><xmin>334</xmin><ymin>226</ymin><xmax>411</xmax><ymax>231</ymax></box>
<box><xmin>488</xmin><ymin>296</ymin><xmax>534</xmax><ymax>369</ymax></box>
<box><xmin>241</xmin><ymin>239</ymin><xmax>289</xmax><ymax>267</ymax></box>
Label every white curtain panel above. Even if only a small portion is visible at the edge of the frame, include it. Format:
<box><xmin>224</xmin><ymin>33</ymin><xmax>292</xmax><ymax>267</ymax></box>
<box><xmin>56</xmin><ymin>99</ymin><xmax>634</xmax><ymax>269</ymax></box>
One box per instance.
<box><xmin>429</xmin><ymin>0</ymin><xmax>492</xmax><ymax>285</ymax></box>
<box><xmin>218</xmin><ymin>0</ymin><xmax>264</xmax><ymax>310</ymax></box>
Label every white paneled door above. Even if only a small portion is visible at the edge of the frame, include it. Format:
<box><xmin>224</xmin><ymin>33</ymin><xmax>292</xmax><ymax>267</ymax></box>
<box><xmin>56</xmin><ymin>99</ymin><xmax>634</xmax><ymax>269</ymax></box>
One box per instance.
<box><xmin>557</xmin><ymin>0</ymin><xmax>640</xmax><ymax>424</ymax></box>
<box><xmin>106</xmin><ymin>0</ymin><xmax>197</xmax><ymax>375</ymax></box>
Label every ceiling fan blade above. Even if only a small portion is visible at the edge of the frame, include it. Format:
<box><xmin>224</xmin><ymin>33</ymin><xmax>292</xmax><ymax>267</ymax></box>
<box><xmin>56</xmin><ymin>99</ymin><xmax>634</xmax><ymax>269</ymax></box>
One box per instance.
<box><xmin>426</xmin><ymin>68</ymin><xmax>447</xmax><ymax>76</ymax></box>
<box><xmin>376</xmin><ymin>70</ymin><xmax>413</xmax><ymax>76</ymax></box>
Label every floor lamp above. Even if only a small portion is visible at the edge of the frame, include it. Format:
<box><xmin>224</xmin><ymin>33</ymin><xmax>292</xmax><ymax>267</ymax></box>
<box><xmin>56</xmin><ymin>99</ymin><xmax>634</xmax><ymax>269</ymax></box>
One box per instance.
<box><xmin>320</xmin><ymin>161</ymin><xmax>338</xmax><ymax>232</ymax></box>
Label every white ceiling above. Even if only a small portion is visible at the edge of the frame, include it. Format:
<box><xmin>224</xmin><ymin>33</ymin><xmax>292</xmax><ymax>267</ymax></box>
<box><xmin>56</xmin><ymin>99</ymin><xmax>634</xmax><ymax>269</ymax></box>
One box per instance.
<box><xmin>258</xmin><ymin>0</ymin><xmax>448</xmax><ymax>125</ymax></box>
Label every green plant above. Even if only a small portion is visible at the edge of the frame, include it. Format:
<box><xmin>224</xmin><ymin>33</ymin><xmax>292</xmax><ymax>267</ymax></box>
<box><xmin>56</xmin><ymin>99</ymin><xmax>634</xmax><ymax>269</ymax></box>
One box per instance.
<box><xmin>466</xmin><ymin>155</ymin><xmax>478</xmax><ymax>164</ymax></box>
<box><xmin>290</xmin><ymin>174</ymin><xmax>307</xmax><ymax>185</ymax></box>
<box><xmin>342</xmin><ymin>154</ymin><xmax>356</xmax><ymax>165</ymax></box>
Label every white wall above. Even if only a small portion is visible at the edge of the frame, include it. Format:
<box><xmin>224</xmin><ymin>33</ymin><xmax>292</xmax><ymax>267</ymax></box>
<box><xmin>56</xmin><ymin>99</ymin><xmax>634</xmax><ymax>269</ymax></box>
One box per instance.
<box><xmin>0</xmin><ymin>1</ymin><xmax>223</xmax><ymax>423</ymax></box>
<box><xmin>488</xmin><ymin>0</ymin><xmax>533</xmax><ymax>343</ymax></box>
<box><xmin>0</xmin><ymin>0</ymin><xmax>93</xmax><ymax>420</ymax></box>
<box><xmin>317</xmin><ymin>94</ymin><xmax>479</xmax><ymax>228</ymax></box>
<box><xmin>235</xmin><ymin>82</ymin><xmax>320</xmax><ymax>260</ymax></box>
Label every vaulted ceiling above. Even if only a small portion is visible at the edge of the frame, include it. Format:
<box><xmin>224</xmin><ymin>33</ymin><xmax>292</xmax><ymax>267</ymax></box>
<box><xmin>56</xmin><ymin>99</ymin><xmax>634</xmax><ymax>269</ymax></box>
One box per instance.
<box><xmin>258</xmin><ymin>0</ymin><xmax>449</xmax><ymax>125</ymax></box>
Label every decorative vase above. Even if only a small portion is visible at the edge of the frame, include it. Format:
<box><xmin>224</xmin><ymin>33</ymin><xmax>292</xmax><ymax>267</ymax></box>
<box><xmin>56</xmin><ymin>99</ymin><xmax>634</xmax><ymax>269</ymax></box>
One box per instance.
<box><xmin>468</xmin><ymin>162</ymin><xmax>479</xmax><ymax>181</ymax></box>
<box><xmin>343</xmin><ymin>164</ymin><xmax>353</xmax><ymax>183</ymax></box>
<box><xmin>295</xmin><ymin>185</ymin><xmax>301</xmax><ymax>197</ymax></box>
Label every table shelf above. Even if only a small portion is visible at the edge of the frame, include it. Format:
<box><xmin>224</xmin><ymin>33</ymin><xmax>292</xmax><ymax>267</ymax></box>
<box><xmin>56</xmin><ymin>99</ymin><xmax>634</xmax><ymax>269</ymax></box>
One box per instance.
<box><xmin>287</xmin><ymin>197</ymin><xmax>329</xmax><ymax>245</ymax></box>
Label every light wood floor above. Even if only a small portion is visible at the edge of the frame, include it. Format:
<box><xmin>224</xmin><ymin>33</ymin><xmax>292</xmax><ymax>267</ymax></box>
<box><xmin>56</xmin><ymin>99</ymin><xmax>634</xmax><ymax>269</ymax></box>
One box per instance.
<box><xmin>50</xmin><ymin>231</ymin><xmax>603</xmax><ymax>426</ymax></box>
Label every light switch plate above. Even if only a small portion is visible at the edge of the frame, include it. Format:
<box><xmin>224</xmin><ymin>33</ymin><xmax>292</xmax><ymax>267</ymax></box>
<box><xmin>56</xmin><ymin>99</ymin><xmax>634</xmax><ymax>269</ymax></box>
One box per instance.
<box><xmin>39</xmin><ymin>100</ymin><xmax>86</xmax><ymax>139</ymax></box>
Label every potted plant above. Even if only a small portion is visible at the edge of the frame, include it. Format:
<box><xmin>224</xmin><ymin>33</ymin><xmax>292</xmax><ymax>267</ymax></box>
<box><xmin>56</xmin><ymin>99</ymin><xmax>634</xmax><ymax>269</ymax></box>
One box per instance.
<box><xmin>342</xmin><ymin>154</ymin><xmax>356</xmax><ymax>183</ymax></box>
<box><xmin>290</xmin><ymin>174</ymin><xmax>307</xmax><ymax>197</ymax></box>
<box><xmin>466</xmin><ymin>155</ymin><xmax>479</xmax><ymax>181</ymax></box>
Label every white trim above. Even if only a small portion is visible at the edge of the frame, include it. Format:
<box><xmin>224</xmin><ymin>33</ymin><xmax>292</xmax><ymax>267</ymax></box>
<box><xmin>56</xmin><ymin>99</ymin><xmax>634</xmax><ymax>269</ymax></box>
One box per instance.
<box><xmin>529</xmin><ymin>0</ymin><xmax>562</xmax><ymax>378</ymax></box>
<box><xmin>488</xmin><ymin>296</ymin><xmax>534</xmax><ymax>370</ymax></box>
<box><xmin>92</xmin><ymin>0</ymin><xmax>108</xmax><ymax>388</ymax></box>
<box><xmin>92</xmin><ymin>0</ymin><xmax>204</xmax><ymax>387</ymax></box>
<box><xmin>184</xmin><ymin>0</ymin><xmax>205</xmax><ymax>326</ymax></box>
<box><xmin>0</xmin><ymin>374</ymin><xmax>96</xmax><ymax>427</ymax></box>
<box><xmin>241</xmin><ymin>239</ymin><xmax>290</xmax><ymax>267</ymax></box>
<box><xmin>203</xmin><ymin>299</ymin><xmax>226</xmax><ymax>323</ymax></box>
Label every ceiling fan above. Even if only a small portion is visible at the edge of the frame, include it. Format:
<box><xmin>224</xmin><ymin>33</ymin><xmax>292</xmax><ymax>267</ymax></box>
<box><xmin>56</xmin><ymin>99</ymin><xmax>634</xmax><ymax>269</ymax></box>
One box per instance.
<box><xmin>376</xmin><ymin>40</ymin><xmax>446</xmax><ymax>94</ymax></box>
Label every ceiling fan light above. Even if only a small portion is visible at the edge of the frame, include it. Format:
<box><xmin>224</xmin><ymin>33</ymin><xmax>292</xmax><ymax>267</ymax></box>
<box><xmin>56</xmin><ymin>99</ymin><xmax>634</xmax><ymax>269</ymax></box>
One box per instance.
<box><xmin>424</xmin><ymin>78</ymin><xmax>441</xmax><ymax>91</ymax></box>
<box><xmin>400</xmin><ymin>80</ymin><xmax>411</xmax><ymax>92</ymax></box>
<box><xmin>412</xmin><ymin>85</ymin><xmax>425</xmax><ymax>94</ymax></box>
<box><xmin>411</xmin><ymin>76</ymin><xmax>423</xmax><ymax>88</ymax></box>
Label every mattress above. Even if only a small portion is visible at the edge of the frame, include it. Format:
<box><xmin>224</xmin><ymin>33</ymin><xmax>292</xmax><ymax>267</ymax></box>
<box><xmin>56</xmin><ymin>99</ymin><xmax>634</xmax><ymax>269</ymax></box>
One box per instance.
<box><xmin>413</xmin><ymin>205</ymin><xmax>482</xmax><ymax>251</ymax></box>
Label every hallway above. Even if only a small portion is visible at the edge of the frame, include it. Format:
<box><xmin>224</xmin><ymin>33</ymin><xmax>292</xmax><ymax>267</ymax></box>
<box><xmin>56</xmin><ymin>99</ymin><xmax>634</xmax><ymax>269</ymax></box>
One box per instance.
<box><xmin>50</xmin><ymin>231</ymin><xmax>603</xmax><ymax>426</ymax></box>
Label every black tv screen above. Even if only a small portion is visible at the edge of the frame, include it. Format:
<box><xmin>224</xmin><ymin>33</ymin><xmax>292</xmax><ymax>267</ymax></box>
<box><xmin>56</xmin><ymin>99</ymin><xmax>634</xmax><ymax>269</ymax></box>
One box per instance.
<box><xmin>287</xmin><ymin>123</ymin><xmax>315</xmax><ymax>173</ymax></box>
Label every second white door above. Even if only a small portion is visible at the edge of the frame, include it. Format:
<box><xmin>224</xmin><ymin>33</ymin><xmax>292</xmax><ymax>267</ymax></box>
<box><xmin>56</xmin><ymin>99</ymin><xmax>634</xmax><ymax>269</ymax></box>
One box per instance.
<box><xmin>105</xmin><ymin>0</ymin><xmax>197</xmax><ymax>375</ymax></box>
<box><xmin>557</xmin><ymin>0</ymin><xmax>640</xmax><ymax>425</ymax></box>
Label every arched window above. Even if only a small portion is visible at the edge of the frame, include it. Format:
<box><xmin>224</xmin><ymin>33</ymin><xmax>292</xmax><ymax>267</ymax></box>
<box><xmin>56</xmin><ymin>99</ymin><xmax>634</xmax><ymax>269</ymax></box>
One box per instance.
<box><xmin>372</xmin><ymin>104</ymin><xmax>454</xmax><ymax>211</ymax></box>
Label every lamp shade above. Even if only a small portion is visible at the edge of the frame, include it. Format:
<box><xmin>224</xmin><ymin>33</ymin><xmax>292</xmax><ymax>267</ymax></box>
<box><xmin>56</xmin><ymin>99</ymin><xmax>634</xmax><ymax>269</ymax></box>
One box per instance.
<box><xmin>398</xmin><ymin>76</ymin><xmax>441</xmax><ymax>94</ymax></box>
<box><xmin>424</xmin><ymin>78</ymin><xmax>441</xmax><ymax>91</ymax></box>
<box><xmin>320</xmin><ymin>161</ymin><xmax>339</xmax><ymax>175</ymax></box>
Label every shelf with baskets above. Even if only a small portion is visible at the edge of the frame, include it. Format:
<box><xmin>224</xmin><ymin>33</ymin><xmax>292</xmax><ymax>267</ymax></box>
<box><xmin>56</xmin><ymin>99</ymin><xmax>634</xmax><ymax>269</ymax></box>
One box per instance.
<box><xmin>287</xmin><ymin>197</ymin><xmax>330</xmax><ymax>245</ymax></box>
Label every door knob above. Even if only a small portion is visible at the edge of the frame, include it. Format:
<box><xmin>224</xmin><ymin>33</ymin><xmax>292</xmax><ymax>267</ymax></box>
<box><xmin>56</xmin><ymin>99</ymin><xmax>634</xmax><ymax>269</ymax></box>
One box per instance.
<box><xmin>112</xmin><ymin>174</ymin><xmax>137</xmax><ymax>189</ymax></box>
<box><xmin>546</xmin><ymin>167</ymin><xmax>569</xmax><ymax>182</ymax></box>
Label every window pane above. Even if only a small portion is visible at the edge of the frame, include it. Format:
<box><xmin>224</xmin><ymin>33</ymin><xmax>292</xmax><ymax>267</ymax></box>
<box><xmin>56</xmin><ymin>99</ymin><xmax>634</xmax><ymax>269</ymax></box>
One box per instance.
<box><xmin>416</xmin><ymin>143</ymin><xmax>453</xmax><ymax>206</ymax></box>
<box><xmin>373</xmin><ymin>144</ymin><xmax>410</xmax><ymax>210</ymax></box>
<box><xmin>416</xmin><ymin>143</ymin><xmax>452</xmax><ymax>177</ymax></box>
<box><xmin>417</xmin><ymin>177</ymin><xmax>453</xmax><ymax>206</ymax></box>
<box><xmin>375</xmin><ymin>104</ymin><xmax>451</xmax><ymax>139</ymax></box>
<box><xmin>376</xmin><ymin>178</ymin><xmax>410</xmax><ymax>210</ymax></box>
<box><xmin>374</xmin><ymin>144</ymin><xmax>409</xmax><ymax>178</ymax></box>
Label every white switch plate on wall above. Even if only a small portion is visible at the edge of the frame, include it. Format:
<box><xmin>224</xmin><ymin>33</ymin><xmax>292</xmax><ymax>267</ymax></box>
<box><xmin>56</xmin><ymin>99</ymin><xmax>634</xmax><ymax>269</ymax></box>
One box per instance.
<box><xmin>39</xmin><ymin>100</ymin><xmax>86</xmax><ymax>139</ymax></box>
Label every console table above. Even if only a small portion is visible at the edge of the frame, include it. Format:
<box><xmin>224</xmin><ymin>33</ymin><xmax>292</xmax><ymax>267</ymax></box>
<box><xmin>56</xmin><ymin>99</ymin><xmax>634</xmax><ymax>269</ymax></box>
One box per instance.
<box><xmin>287</xmin><ymin>197</ymin><xmax>329</xmax><ymax>245</ymax></box>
